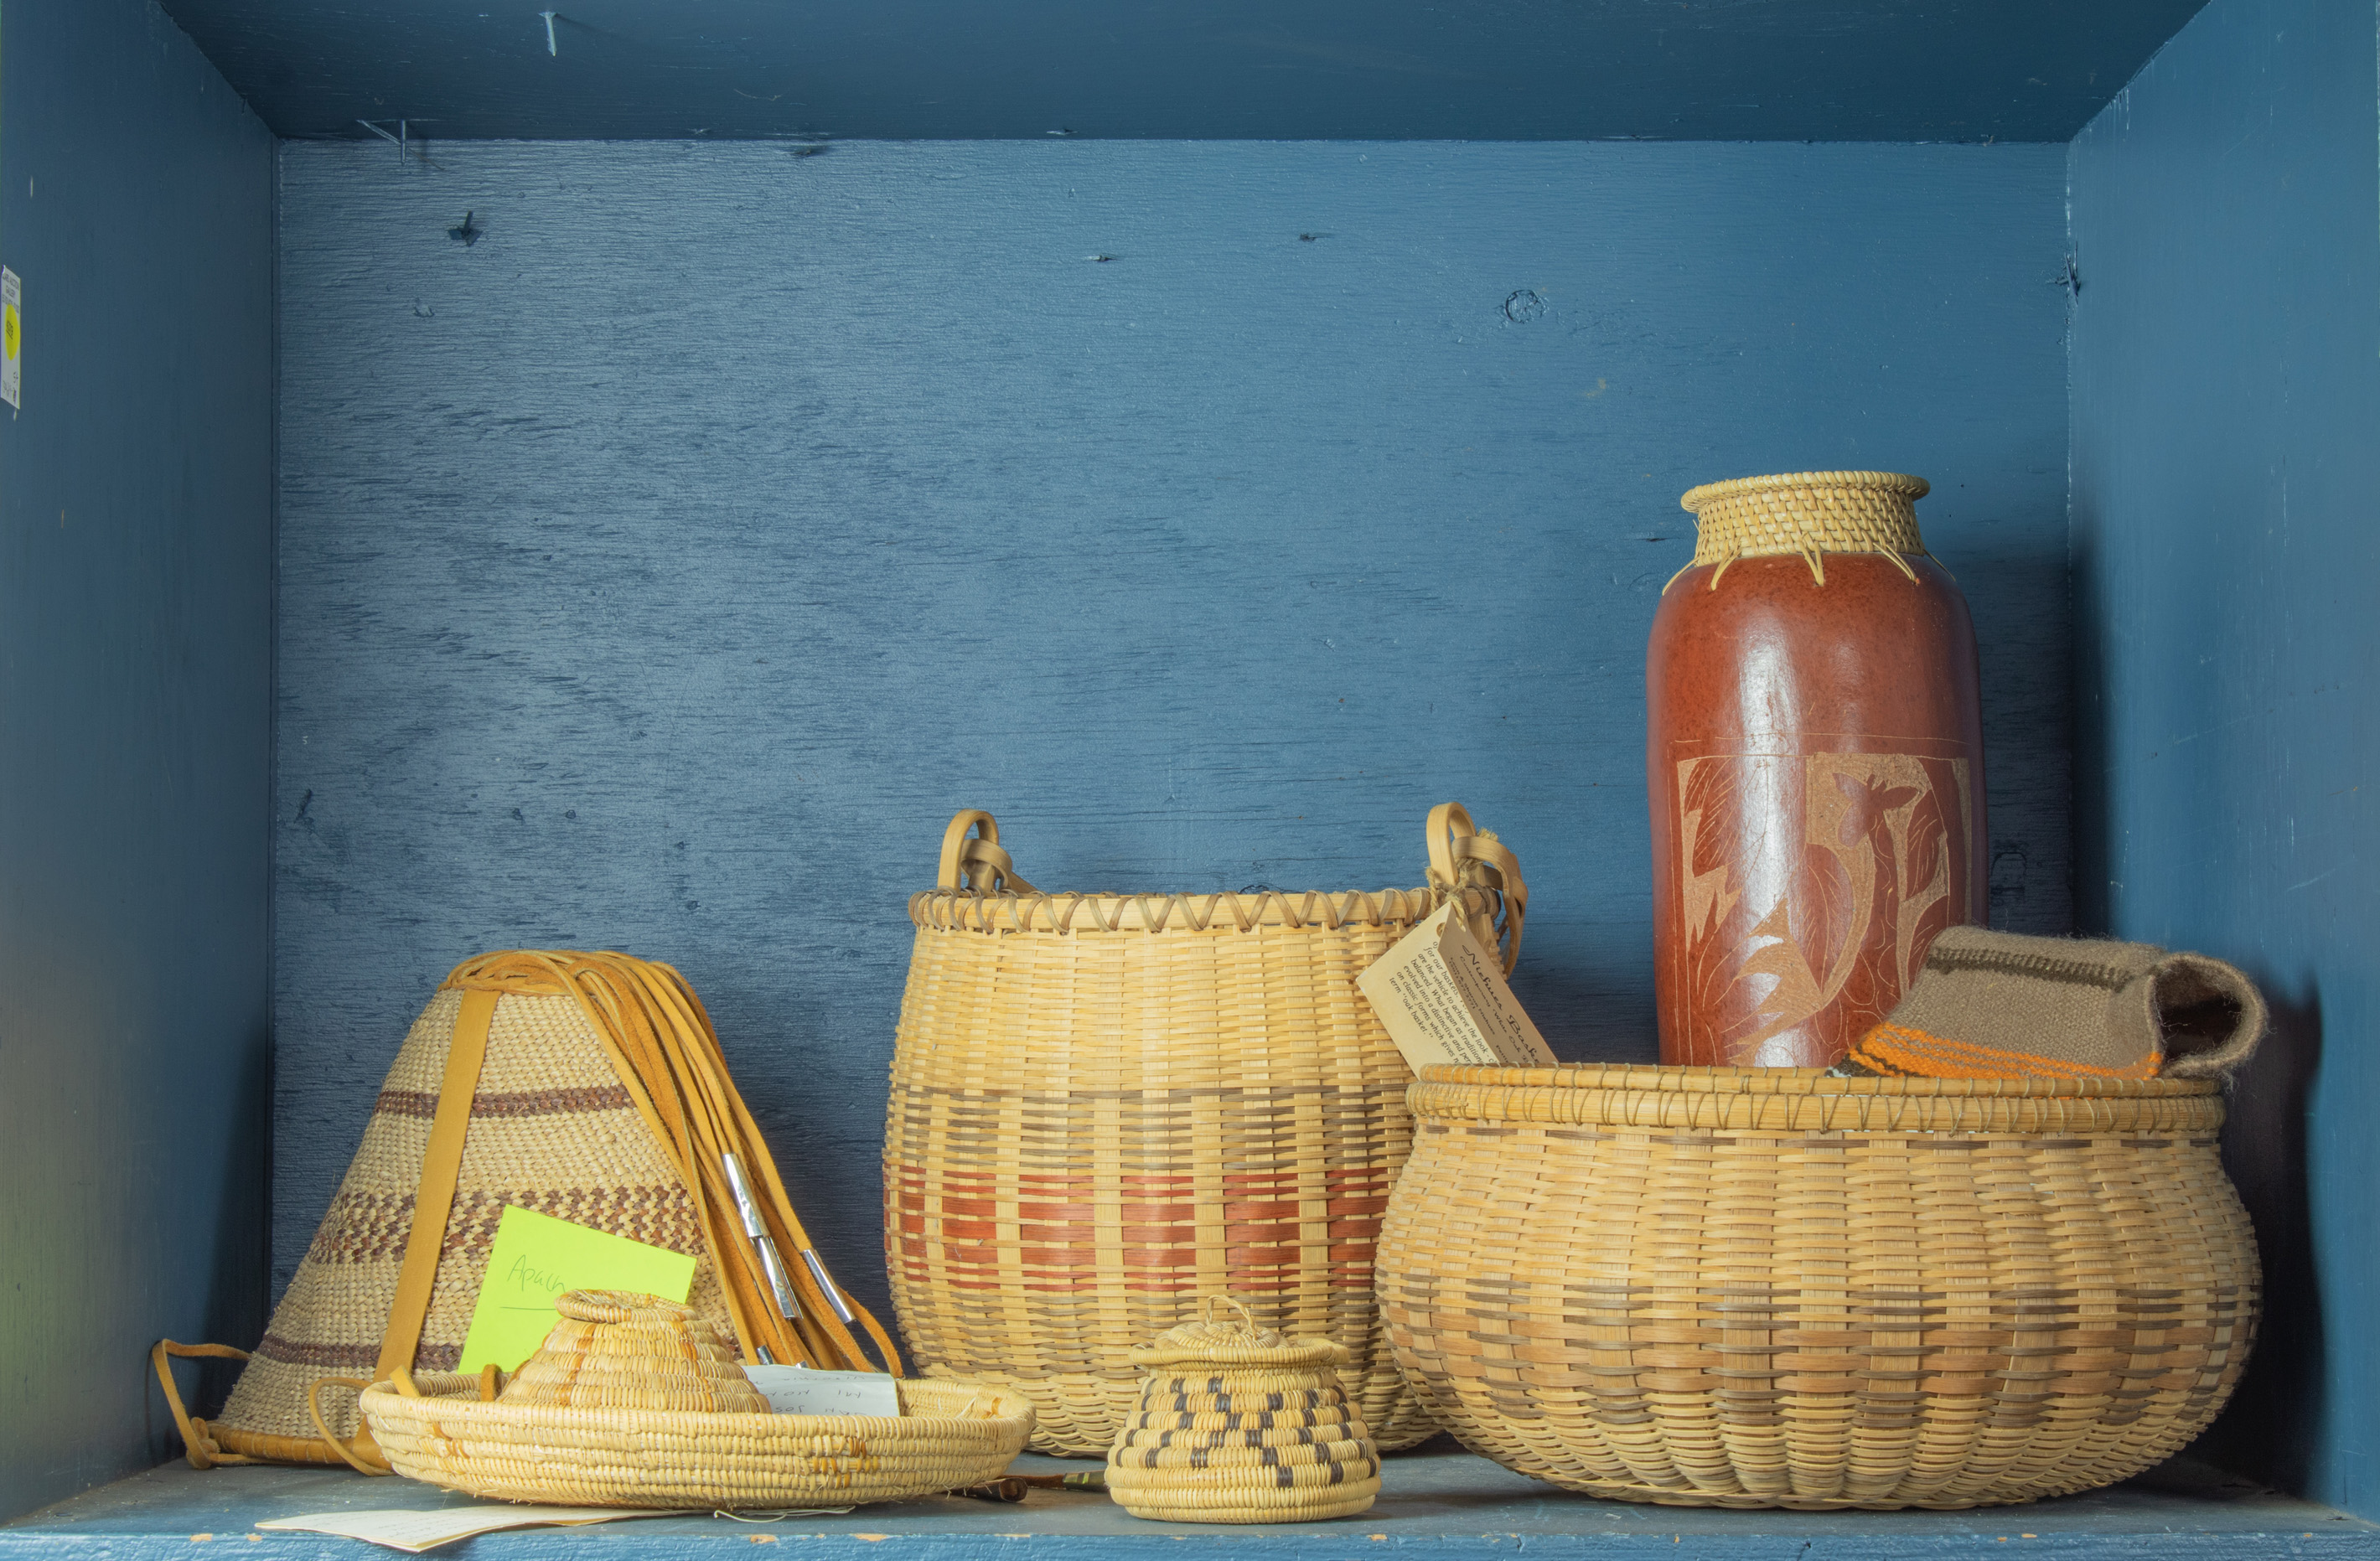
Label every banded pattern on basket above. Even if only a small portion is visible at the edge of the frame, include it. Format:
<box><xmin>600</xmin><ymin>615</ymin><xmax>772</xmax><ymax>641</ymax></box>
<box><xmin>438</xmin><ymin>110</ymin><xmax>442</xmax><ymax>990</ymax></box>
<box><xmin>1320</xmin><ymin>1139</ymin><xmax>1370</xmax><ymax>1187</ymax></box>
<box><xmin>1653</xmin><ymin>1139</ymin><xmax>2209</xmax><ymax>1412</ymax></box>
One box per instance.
<box><xmin>1378</xmin><ymin>1064</ymin><xmax>2260</xmax><ymax>1512</ymax></box>
<box><xmin>887</xmin><ymin>805</ymin><xmax>1524</xmax><ymax>1456</ymax></box>
<box><xmin>214</xmin><ymin>987</ymin><xmax>733</xmax><ymax>1455</ymax></box>
<box><xmin>887</xmin><ymin>895</ymin><xmax>1451</xmax><ymax>1454</ymax></box>
<box><xmin>1105</xmin><ymin>1306</ymin><xmax>1380</xmax><ymax>1524</ymax></box>
<box><xmin>365</xmin><ymin>1374</ymin><xmax>1031</xmax><ymax>1509</ymax></box>
<box><xmin>1107</xmin><ymin>1369</ymin><xmax>1381</xmax><ymax>1523</ymax></box>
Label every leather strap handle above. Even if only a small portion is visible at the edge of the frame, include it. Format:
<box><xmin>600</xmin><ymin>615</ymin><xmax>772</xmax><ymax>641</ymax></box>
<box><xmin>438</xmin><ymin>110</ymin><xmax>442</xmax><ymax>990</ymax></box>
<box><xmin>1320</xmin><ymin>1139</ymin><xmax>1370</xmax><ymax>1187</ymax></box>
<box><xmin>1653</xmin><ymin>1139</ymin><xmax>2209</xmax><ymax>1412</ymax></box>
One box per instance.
<box><xmin>150</xmin><ymin>1341</ymin><xmax>258</xmax><ymax>1470</ymax></box>
<box><xmin>938</xmin><ymin>810</ymin><xmax>1037</xmax><ymax>895</ymax></box>
<box><xmin>1425</xmin><ymin>802</ymin><xmax>1527</xmax><ymax>974</ymax></box>
<box><xmin>375</xmin><ymin>987</ymin><xmax>494</xmax><ymax>1385</ymax></box>
<box><xmin>291</xmin><ymin>986</ymin><xmax>496</xmax><ymax>1474</ymax></box>
<box><xmin>306</xmin><ymin>1378</ymin><xmax>391</xmax><ymax>1475</ymax></box>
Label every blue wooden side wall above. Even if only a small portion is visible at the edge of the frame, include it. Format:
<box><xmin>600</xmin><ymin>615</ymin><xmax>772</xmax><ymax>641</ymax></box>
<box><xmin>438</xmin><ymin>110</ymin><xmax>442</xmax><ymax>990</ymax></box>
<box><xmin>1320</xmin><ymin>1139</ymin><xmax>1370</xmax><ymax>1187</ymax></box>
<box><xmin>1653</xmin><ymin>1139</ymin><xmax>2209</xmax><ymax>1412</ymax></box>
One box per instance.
<box><xmin>0</xmin><ymin>0</ymin><xmax>276</xmax><ymax>1523</ymax></box>
<box><xmin>2070</xmin><ymin>0</ymin><xmax>2380</xmax><ymax>1517</ymax></box>
<box><xmin>272</xmin><ymin>138</ymin><xmax>2072</xmax><ymax>1331</ymax></box>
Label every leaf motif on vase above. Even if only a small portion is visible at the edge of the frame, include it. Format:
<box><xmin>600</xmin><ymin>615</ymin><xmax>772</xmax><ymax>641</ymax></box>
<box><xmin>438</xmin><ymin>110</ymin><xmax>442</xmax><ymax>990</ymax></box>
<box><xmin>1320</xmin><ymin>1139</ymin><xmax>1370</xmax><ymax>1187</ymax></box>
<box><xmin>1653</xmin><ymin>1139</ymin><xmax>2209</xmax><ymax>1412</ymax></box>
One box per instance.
<box><xmin>1675</xmin><ymin>750</ymin><xmax>1973</xmax><ymax>1064</ymax></box>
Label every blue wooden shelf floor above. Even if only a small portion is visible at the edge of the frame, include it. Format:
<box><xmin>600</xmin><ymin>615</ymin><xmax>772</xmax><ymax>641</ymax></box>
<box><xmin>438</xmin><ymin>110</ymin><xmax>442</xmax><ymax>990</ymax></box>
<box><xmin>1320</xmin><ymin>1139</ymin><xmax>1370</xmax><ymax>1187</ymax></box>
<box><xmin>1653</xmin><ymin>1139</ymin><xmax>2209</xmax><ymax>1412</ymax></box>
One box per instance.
<box><xmin>7</xmin><ymin>1443</ymin><xmax>2376</xmax><ymax>1560</ymax></box>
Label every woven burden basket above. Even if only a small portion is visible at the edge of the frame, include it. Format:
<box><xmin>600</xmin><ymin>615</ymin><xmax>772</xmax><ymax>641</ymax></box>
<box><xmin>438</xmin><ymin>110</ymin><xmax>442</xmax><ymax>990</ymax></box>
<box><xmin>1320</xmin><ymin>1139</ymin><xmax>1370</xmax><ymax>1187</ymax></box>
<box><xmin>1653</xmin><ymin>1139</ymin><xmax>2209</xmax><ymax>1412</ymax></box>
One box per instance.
<box><xmin>1106</xmin><ymin>1300</ymin><xmax>1380</xmax><ymax>1524</ymax></box>
<box><xmin>173</xmin><ymin>952</ymin><xmax>894</xmax><ymax>1473</ymax></box>
<box><xmin>364</xmin><ymin>1293</ymin><xmax>1029</xmax><ymax>1509</ymax></box>
<box><xmin>1377</xmin><ymin>1065</ymin><xmax>2259</xmax><ymax>1511</ymax></box>
<box><xmin>886</xmin><ymin>804</ymin><xmax>1525</xmax><ymax>1455</ymax></box>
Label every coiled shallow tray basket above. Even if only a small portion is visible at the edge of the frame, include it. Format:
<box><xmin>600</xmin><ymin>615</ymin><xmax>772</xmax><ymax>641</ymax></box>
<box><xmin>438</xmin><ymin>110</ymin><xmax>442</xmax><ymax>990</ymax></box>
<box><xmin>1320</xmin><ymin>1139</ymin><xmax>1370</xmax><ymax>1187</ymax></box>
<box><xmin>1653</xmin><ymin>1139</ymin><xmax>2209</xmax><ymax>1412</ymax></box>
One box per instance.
<box><xmin>887</xmin><ymin>804</ymin><xmax>1524</xmax><ymax>1455</ymax></box>
<box><xmin>361</xmin><ymin>1374</ymin><xmax>1032</xmax><ymax>1509</ymax></box>
<box><xmin>1376</xmin><ymin>1065</ymin><xmax>2259</xmax><ymax>1511</ymax></box>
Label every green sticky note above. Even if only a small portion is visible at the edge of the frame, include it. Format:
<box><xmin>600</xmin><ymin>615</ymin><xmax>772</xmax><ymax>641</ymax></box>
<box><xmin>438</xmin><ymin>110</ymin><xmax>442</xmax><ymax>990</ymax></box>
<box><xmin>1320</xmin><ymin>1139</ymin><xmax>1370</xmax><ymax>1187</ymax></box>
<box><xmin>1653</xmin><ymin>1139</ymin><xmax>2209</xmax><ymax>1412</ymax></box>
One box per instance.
<box><xmin>457</xmin><ymin>1205</ymin><xmax>699</xmax><ymax>1373</ymax></box>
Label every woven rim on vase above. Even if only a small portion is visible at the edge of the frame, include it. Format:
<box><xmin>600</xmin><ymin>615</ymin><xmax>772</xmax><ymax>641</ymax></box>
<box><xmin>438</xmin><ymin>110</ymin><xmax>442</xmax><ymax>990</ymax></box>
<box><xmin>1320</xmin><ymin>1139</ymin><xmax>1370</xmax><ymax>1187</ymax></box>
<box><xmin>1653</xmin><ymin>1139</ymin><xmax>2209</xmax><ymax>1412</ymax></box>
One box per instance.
<box><xmin>361</xmin><ymin>1373</ymin><xmax>1032</xmax><ymax>1508</ymax></box>
<box><xmin>1679</xmin><ymin>469</ymin><xmax>1931</xmax><ymax>512</ymax></box>
<box><xmin>1410</xmin><ymin>1062</ymin><xmax>2224</xmax><ymax>1135</ymax></box>
<box><xmin>1676</xmin><ymin>469</ymin><xmax>1931</xmax><ymax>576</ymax></box>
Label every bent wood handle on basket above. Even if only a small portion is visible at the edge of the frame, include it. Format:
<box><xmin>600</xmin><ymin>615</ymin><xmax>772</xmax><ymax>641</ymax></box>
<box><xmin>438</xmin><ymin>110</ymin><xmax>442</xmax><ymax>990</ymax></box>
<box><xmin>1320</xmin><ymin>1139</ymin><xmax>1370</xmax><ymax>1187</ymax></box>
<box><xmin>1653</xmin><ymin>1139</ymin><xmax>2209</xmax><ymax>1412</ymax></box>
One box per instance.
<box><xmin>1427</xmin><ymin>802</ymin><xmax>1527</xmax><ymax>974</ymax></box>
<box><xmin>939</xmin><ymin>809</ymin><xmax>1038</xmax><ymax>894</ymax></box>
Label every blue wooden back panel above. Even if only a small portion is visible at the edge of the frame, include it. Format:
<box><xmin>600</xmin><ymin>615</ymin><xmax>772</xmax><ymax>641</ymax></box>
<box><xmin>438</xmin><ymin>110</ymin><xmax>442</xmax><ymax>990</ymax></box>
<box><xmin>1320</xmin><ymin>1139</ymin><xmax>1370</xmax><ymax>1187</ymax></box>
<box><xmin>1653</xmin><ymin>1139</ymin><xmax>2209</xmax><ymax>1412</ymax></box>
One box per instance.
<box><xmin>2071</xmin><ymin>0</ymin><xmax>2380</xmax><ymax>1517</ymax></box>
<box><xmin>273</xmin><ymin>138</ymin><xmax>2071</xmax><ymax>1329</ymax></box>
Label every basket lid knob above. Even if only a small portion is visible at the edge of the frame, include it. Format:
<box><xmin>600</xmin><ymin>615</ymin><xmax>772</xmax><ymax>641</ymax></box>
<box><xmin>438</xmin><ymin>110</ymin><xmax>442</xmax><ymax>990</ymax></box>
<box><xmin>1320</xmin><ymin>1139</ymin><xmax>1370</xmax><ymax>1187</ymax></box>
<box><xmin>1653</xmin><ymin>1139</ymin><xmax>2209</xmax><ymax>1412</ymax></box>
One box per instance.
<box><xmin>1129</xmin><ymin>1297</ymin><xmax>1351</xmax><ymax>1371</ymax></box>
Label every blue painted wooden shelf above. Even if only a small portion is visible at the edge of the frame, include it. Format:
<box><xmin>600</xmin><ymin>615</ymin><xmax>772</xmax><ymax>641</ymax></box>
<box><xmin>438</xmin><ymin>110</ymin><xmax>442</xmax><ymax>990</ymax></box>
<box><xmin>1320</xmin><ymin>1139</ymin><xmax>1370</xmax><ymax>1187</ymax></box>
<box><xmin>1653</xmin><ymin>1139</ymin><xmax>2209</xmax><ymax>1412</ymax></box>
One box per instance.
<box><xmin>7</xmin><ymin>1445</ymin><xmax>2377</xmax><ymax>1559</ymax></box>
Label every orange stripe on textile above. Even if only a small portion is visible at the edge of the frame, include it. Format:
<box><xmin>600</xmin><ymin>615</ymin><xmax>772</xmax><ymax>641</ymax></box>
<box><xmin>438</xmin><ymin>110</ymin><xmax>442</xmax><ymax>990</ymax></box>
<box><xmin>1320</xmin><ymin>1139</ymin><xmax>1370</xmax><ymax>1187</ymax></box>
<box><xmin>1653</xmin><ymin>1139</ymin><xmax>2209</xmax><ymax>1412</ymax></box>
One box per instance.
<box><xmin>1848</xmin><ymin>1021</ymin><xmax>2159</xmax><ymax>1082</ymax></box>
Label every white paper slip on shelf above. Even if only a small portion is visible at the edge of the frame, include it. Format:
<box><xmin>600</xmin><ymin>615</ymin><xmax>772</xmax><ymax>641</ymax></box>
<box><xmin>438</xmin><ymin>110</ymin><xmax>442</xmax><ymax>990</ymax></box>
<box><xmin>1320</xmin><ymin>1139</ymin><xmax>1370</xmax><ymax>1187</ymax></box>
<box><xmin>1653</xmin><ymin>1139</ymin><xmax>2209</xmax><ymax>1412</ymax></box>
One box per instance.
<box><xmin>743</xmin><ymin>1363</ymin><xmax>903</xmax><ymax>1417</ymax></box>
<box><xmin>256</xmin><ymin>1507</ymin><xmax>671</xmax><ymax>1553</ymax></box>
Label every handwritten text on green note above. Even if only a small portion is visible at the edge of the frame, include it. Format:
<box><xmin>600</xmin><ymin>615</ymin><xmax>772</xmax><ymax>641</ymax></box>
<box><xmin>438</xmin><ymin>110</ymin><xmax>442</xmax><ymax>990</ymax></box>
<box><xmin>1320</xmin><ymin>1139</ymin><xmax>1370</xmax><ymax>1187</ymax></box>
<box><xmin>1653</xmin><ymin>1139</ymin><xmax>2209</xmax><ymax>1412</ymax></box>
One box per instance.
<box><xmin>456</xmin><ymin>1205</ymin><xmax>698</xmax><ymax>1373</ymax></box>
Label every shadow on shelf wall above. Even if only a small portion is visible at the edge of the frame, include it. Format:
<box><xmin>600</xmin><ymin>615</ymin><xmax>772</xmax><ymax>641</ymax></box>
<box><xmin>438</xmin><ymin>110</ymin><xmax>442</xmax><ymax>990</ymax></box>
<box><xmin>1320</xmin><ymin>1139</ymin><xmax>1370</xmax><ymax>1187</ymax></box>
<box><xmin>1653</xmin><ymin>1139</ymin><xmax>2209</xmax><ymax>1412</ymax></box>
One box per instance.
<box><xmin>2068</xmin><ymin>0</ymin><xmax>2380</xmax><ymax>1517</ymax></box>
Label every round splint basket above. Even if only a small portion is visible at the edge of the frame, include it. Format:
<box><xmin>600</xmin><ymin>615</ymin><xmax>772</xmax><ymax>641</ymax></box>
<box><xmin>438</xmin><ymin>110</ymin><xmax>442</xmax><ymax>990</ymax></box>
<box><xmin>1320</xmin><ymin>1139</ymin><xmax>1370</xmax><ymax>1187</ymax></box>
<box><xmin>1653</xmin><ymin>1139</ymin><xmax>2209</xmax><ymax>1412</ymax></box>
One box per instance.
<box><xmin>1377</xmin><ymin>1063</ymin><xmax>2260</xmax><ymax>1510</ymax></box>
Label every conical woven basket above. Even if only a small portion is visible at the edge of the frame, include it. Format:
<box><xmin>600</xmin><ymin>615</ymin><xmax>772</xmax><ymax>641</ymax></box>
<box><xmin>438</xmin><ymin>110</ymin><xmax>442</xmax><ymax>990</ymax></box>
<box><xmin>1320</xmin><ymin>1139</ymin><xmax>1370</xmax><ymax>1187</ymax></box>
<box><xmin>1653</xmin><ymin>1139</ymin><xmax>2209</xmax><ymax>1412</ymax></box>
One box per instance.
<box><xmin>1105</xmin><ymin>1300</ymin><xmax>1379</xmax><ymax>1524</ymax></box>
<box><xmin>886</xmin><ymin>804</ymin><xmax>1524</xmax><ymax>1455</ymax></box>
<box><xmin>362</xmin><ymin>1290</ymin><xmax>1031</xmax><ymax>1508</ymax></box>
<box><xmin>208</xmin><ymin>975</ymin><xmax>737</xmax><ymax>1462</ymax></box>
<box><xmin>1377</xmin><ymin>1064</ymin><xmax>2261</xmax><ymax>1511</ymax></box>
<box><xmin>184</xmin><ymin>952</ymin><xmax>895</xmax><ymax>1471</ymax></box>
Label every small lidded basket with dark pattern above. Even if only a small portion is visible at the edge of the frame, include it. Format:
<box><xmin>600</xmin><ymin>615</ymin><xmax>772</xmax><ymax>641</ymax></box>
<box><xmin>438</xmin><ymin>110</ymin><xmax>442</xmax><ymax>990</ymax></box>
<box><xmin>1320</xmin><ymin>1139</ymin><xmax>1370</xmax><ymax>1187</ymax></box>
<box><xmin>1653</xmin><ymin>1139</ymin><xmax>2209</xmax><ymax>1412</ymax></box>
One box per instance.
<box><xmin>1105</xmin><ymin>1298</ymin><xmax>1381</xmax><ymax>1524</ymax></box>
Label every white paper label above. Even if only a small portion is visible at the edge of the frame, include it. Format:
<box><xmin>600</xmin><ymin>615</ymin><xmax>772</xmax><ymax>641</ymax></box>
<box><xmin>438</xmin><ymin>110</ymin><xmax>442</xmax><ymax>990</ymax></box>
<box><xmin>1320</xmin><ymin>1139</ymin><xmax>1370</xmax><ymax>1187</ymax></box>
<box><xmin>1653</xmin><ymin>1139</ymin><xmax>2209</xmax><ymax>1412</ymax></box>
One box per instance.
<box><xmin>1355</xmin><ymin>902</ymin><xmax>1558</xmax><ymax>1071</ymax></box>
<box><xmin>256</xmin><ymin>1507</ymin><xmax>670</xmax><ymax>1553</ymax></box>
<box><xmin>744</xmin><ymin>1364</ymin><xmax>903</xmax><ymax>1417</ymax></box>
<box><xmin>2</xmin><ymin>267</ymin><xmax>20</xmax><ymax>411</ymax></box>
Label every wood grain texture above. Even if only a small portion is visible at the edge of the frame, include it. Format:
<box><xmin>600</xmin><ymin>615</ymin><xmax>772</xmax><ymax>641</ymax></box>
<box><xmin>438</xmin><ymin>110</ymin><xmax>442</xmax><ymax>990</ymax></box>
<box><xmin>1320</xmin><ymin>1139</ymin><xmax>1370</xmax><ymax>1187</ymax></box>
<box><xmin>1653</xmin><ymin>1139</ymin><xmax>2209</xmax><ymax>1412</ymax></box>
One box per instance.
<box><xmin>2070</xmin><ymin>0</ymin><xmax>2380</xmax><ymax>1517</ymax></box>
<box><xmin>10</xmin><ymin>1448</ymin><xmax>2378</xmax><ymax>1558</ymax></box>
<box><xmin>0</xmin><ymin>0</ymin><xmax>275</xmax><ymax>1522</ymax></box>
<box><xmin>152</xmin><ymin>0</ymin><xmax>2213</xmax><ymax>145</ymax></box>
<box><xmin>272</xmin><ymin>139</ymin><xmax>2072</xmax><ymax>1328</ymax></box>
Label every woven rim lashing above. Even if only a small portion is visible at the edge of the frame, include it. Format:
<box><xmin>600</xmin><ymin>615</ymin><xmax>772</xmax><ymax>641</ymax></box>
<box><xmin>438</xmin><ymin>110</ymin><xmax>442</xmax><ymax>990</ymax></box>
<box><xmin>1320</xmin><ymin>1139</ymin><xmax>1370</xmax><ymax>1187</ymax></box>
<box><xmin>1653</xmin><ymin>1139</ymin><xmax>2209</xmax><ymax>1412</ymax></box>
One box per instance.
<box><xmin>1409</xmin><ymin>1062</ymin><xmax>2226</xmax><ymax>1135</ymax></box>
<box><xmin>909</xmin><ymin>885</ymin><xmax>1448</xmax><ymax>937</ymax></box>
<box><xmin>1378</xmin><ymin>1064</ymin><xmax>2258</xmax><ymax>1510</ymax></box>
<box><xmin>1673</xmin><ymin>470</ymin><xmax>1931</xmax><ymax>588</ymax></box>
<box><xmin>362</xmin><ymin>1375</ymin><xmax>1031</xmax><ymax>1508</ymax></box>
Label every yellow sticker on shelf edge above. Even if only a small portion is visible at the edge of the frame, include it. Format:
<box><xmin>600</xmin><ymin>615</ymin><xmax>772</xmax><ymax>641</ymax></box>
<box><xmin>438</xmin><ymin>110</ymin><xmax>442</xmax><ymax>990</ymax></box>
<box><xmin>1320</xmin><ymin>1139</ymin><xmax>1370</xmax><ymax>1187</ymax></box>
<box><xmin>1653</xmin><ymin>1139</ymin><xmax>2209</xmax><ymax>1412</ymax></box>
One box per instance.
<box><xmin>2</xmin><ymin>266</ymin><xmax>20</xmax><ymax>411</ymax></box>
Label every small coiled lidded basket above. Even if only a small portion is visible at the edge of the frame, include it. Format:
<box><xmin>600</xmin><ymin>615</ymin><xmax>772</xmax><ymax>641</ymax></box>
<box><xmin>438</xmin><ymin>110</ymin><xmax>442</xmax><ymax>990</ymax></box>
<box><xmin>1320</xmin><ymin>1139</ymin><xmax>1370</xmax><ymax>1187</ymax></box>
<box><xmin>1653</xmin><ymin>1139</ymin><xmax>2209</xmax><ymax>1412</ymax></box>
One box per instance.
<box><xmin>499</xmin><ymin>1290</ymin><xmax>765</xmax><ymax>1411</ymax></box>
<box><xmin>1105</xmin><ymin>1299</ymin><xmax>1382</xmax><ymax>1524</ymax></box>
<box><xmin>1377</xmin><ymin>1065</ymin><xmax>2259</xmax><ymax>1511</ymax></box>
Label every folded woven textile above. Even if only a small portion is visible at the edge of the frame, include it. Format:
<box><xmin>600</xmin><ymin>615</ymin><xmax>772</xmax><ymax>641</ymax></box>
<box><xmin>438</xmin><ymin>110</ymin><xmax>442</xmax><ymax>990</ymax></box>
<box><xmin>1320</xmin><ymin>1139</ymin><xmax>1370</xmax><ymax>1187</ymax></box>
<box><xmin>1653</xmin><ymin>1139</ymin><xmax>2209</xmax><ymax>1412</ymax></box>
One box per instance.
<box><xmin>1833</xmin><ymin>925</ymin><xmax>2266</xmax><ymax>1081</ymax></box>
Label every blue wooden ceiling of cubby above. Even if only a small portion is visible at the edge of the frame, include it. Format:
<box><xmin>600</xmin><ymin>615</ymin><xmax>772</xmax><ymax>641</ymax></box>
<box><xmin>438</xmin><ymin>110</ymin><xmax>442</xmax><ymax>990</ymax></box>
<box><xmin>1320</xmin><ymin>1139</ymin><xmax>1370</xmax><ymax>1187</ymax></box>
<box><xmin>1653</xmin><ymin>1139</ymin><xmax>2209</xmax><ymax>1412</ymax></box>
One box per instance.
<box><xmin>156</xmin><ymin>0</ymin><xmax>2207</xmax><ymax>142</ymax></box>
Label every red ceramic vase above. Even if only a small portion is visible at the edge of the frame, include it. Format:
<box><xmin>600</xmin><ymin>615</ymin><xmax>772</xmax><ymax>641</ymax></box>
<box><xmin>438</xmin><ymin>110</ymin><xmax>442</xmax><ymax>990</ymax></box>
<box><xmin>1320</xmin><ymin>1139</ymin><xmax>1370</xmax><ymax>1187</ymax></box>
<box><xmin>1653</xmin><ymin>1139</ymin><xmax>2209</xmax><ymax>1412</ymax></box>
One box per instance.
<box><xmin>1647</xmin><ymin>472</ymin><xmax>1987</xmax><ymax>1068</ymax></box>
